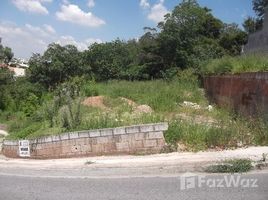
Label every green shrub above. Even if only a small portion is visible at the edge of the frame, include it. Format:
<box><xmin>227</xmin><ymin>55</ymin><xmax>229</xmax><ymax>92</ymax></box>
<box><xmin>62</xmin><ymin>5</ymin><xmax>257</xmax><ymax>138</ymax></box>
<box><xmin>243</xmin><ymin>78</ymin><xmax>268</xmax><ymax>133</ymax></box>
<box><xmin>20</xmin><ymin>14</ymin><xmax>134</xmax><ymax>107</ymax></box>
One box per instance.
<box><xmin>205</xmin><ymin>159</ymin><xmax>253</xmax><ymax>173</ymax></box>
<box><xmin>21</xmin><ymin>93</ymin><xmax>39</xmax><ymax>117</ymax></box>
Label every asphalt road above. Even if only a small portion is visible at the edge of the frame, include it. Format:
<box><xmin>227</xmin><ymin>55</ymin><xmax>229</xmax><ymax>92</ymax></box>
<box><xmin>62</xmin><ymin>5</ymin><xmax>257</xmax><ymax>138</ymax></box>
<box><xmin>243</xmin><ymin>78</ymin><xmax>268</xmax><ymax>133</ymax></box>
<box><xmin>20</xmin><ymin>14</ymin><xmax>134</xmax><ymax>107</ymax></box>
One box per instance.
<box><xmin>0</xmin><ymin>173</ymin><xmax>268</xmax><ymax>200</ymax></box>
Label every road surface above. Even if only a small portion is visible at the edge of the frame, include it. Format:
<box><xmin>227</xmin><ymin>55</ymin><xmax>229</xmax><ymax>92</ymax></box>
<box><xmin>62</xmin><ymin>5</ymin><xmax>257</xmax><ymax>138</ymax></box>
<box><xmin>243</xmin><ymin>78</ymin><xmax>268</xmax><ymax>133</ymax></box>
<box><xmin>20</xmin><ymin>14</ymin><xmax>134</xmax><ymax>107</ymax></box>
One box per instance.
<box><xmin>0</xmin><ymin>172</ymin><xmax>267</xmax><ymax>200</ymax></box>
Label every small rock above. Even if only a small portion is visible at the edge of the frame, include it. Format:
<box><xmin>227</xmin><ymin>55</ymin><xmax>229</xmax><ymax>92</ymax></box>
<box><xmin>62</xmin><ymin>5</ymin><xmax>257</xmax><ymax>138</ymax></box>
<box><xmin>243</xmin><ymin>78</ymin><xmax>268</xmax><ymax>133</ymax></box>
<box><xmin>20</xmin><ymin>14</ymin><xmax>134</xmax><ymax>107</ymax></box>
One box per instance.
<box><xmin>207</xmin><ymin>105</ymin><xmax>213</xmax><ymax>112</ymax></box>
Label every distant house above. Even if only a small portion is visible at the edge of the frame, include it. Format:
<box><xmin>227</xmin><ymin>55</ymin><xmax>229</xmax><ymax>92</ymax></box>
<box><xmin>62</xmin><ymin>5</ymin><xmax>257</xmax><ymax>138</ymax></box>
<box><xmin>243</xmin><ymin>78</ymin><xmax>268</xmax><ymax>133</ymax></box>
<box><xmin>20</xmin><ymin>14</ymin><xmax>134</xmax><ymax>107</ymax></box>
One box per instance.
<box><xmin>0</xmin><ymin>58</ymin><xmax>28</xmax><ymax>77</ymax></box>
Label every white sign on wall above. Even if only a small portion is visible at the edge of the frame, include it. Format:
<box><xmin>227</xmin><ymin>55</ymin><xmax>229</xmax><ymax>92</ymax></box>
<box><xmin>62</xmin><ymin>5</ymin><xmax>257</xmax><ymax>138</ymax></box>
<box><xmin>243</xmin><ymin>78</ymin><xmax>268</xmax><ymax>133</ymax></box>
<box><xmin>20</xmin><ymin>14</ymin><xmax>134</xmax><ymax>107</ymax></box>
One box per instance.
<box><xmin>19</xmin><ymin>140</ymin><xmax>30</xmax><ymax>157</ymax></box>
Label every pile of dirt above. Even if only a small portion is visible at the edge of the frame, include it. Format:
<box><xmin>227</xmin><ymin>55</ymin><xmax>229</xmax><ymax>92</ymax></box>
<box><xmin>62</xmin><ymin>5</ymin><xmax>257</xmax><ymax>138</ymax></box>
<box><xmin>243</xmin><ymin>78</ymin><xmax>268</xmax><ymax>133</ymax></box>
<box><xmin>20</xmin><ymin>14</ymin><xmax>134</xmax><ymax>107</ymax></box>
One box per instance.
<box><xmin>82</xmin><ymin>96</ymin><xmax>153</xmax><ymax>114</ymax></box>
<box><xmin>119</xmin><ymin>97</ymin><xmax>137</xmax><ymax>107</ymax></box>
<box><xmin>134</xmin><ymin>105</ymin><xmax>153</xmax><ymax>114</ymax></box>
<box><xmin>119</xmin><ymin>98</ymin><xmax>153</xmax><ymax>113</ymax></box>
<box><xmin>82</xmin><ymin>96</ymin><xmax>108</xmax><ymax>110</ymax></box>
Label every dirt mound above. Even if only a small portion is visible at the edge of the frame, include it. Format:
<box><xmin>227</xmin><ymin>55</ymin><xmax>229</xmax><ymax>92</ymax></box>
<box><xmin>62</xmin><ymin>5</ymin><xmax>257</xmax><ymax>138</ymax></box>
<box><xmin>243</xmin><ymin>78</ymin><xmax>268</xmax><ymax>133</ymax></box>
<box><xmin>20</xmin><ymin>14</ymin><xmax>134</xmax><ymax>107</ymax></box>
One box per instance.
<box><xmin>134</xmin><ymin>105</ymin><xmax>153</xmax><ymax>114</ymax></box>
<box><xmin>120</xmin><ymin>97</ymin><xmax>137</xmax><ymax>107</ymax></box>
<box><xmin>120</xmin><ymin>98</ymin><xmax>153</xmax><ymax>114</ymax></box>
<box><xmin>82</xmin><ymin>96</ymin><xmax>153</xmax><ymax>114</ymax></box>
<box><xmin>82</xmin><ymin>96</ymin><xmax>108</xmax><ymax>109</ymax></box>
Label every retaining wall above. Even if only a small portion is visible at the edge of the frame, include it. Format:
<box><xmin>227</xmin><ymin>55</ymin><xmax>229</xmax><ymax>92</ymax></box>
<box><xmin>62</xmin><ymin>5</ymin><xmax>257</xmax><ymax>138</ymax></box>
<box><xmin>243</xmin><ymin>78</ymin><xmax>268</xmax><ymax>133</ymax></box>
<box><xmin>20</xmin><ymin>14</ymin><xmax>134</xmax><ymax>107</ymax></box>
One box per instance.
<box><xmin>204</xmin><ymin>72</ymin><xmax>268</xmax><ymax>120</ymax></box>
<box><xmin>2</xmin><ymin>123</ymin><xmax>168</xmax><ymax>159</ymax></box>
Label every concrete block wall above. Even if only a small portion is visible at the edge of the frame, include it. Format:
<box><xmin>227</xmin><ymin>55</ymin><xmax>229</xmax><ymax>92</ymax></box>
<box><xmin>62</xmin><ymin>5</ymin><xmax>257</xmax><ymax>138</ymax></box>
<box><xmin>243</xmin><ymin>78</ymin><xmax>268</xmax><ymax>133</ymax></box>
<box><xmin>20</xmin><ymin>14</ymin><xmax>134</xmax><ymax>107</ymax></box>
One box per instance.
<box><xmin>2</xmin><ymin>123</ymin><xmax>168</xmax><ymax>159</ymax></box>
<box><xmin>204</xmin><ymin>72</ymin><xmax>268</xmax><ymax>120</ymax></box>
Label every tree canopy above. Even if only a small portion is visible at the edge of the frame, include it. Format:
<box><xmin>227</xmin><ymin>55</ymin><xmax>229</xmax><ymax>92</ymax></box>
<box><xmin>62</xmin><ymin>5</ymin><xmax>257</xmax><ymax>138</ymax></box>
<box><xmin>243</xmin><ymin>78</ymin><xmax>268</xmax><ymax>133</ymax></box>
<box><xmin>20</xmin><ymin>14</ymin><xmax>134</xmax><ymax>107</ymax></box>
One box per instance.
<box><xmin>27</xmin><ymin>0</ymin><xmax>247</xmax><ymax>86</ymax></box>
<box><xmin>0</xmin><ymin>45</ymin><xmax>14</xmax><ymax>64</ymax></box>
<box><xmin>243</xmin><ymin>0</ymin><xmax>268</xmax><ymax>33</ymax></box>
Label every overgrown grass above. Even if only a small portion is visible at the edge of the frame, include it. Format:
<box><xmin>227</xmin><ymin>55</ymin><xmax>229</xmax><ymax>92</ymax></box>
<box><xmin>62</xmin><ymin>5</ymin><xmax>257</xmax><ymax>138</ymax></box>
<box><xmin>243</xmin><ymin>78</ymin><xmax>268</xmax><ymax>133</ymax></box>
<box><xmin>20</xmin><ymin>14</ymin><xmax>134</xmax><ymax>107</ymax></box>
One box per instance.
<box><xmin>205</xmin><ymin>159</ymin><xmax>253</xmax><ymax>173</ymax></box>
<box><xmin>3</xmin><ymin>69</ymin><xmax>268</xmax><ymax>151</ymax></box>
<box><xmin>202</xmin><ymin>54</ymin><xmax>268</xmax><ymax>75</ymax></box>
<box><xmin>93</xmin><ymin>70</ymin><xmax>206</xmax><ymax>112</ymax></box>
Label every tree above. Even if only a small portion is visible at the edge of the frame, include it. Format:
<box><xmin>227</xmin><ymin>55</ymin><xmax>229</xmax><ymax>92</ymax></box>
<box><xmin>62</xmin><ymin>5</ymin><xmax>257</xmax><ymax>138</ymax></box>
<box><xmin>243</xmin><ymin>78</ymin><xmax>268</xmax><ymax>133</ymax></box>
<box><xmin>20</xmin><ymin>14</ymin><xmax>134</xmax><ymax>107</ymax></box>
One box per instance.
<box><xmin>83</xmin><ymin>39</ymin><xmax>141</xmax><ymax>81</ymax></box>
<box><xmin>219</xmin><ymin>23</ymin><xmax>248</xmax><ymax>55</ymax></box>
<box><xmin>243</xmin><ymin>17</ymin><xmax>257</xmax><ymax>34</ymax></box>
<box><xmin>0</xmin><ymin>68</ymin><xmax>14</xmax><ymax>110</ymax></box>
<box><xmin>253</xmin><ymin>0</ymin><xmax>268</xmax><ymax>19</ymax></box>
<box><xmin>0</xmin><ymin>45</ymin><xmax>14</xmax><ymax>64</ymax></box>
<box><xmin>137</xmin><ymin>28</ymin><xmax>164</xmax><ymax>79</ymax></box>
<box><xmin>28</xmin><ymin>43</ymin><xmax>88</xmax><ymax>89</ymax></box>
<box><xmin>252</xmin><ymin>0</ymin><xmax>268</xmax><ymax>30</ymax></box>
<box><xmin>157</xmin><ymin>0</ymin><xmax>225</xmax><ymax>71</ymax></box>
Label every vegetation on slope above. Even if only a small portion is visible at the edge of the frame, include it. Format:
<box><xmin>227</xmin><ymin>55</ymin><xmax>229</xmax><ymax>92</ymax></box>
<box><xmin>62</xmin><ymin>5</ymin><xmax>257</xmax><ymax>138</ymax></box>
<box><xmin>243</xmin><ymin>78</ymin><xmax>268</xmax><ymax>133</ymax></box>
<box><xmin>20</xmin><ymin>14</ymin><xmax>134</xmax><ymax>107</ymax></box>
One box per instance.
<box><xmin>203</xmin><ymin>54</ymin><xmax>268</xmax><ymax>75</ymax></box>
<box><xmin>1</xmin><ymin>0</ymin><xmax>268</xmax><ymax>152</ymax></box>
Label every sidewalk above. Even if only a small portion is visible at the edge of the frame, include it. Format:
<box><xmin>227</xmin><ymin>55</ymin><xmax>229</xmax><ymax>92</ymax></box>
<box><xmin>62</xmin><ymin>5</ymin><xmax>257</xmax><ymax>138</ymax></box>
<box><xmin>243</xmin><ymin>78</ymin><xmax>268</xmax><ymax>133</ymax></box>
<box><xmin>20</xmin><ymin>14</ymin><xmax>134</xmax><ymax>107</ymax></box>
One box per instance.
<box><xmin>0</xmin><ymin>146</ymin><xmax>268</xmax><ymax>178</ymax></box>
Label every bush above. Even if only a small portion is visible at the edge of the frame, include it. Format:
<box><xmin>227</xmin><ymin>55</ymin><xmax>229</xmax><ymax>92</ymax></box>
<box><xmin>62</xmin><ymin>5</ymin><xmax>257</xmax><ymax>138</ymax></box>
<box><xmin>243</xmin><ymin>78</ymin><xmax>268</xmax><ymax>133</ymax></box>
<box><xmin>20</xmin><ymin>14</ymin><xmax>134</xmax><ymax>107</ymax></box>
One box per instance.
<box><xmin>205</xmin><ymin>159</ymin><xmax>253</xmax><ymax>173</ymax></box>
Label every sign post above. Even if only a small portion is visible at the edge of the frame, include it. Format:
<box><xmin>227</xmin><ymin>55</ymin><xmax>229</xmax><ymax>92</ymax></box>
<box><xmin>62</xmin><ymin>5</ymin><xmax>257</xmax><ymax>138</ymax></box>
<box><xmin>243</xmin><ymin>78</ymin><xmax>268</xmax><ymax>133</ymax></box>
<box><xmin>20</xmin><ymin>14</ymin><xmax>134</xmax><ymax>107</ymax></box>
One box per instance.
<box><xmin>19</xmin><ymin>140</ymin><xmax>30</xmax><ymax>157</ymax></box>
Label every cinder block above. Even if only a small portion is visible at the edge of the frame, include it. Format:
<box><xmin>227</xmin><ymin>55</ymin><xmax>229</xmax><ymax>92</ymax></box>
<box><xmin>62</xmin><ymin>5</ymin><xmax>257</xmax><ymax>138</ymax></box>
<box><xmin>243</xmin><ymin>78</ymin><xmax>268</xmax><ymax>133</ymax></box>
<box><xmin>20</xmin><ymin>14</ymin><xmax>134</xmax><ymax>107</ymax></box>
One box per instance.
<box><xmin>30</xmin><ymin>139</ymin><xmax>37</xmax><ymax>145</ymax></box>
<box><xmin>113</xmin><ymin>135</ymin><xmax>121</xmax><ymax>143</ymax></box>
<box><xmin>35</xmin><ymin>144</ymin><xmax>43</xmax><ymax>150</ymax></box>
<box><xmin>100</xmin><ymin>129</ymin><xmax>113</xmax><ymax>137</ymax></box>
<box><xmin>97</xmin><ymin>137</ymin><xmax>109</xmax><ymax>144</ymax></box>
<box><xmin>147</xmin><ymin>131</ymin><xmax>164</xmax><ymax>139</ymax></box>
<box><xmin>60</xmin><ymin>133</ymin><xmax>70</xmax><ymax>140</ymax></box>
<box><xmin>92</xmin><ymin>144</ymin><xmax>105</xmax><ymax>153</ymax></box>
<box><xmin>126</xmin><ymin>126</ymin><xmax>140</xmax><ymax>134</ymax></box>
<box><xmin>153</xmin><ymin>123</ymin><xmax>168</xmax><ymax>131</ymax></box>
<box><xmin>89</xmin><ymin>130</ymin><xmax>100</xmax><ymax>138</ymax></box>
<box><xmin>51</xmin><ymin>135</ymin><xmax>61</xmax><ymax>142</ymax></box>
<box><xmin>91</xmin><ymin>138</ymin><xmax>98</xmax><ymax>145</ymax></box>
<box><xmin>37</xmin><ymin>137</ymin><xmax>46</xmax><ymax>144</ymax></box>
<box><xmin>120</xmin><ymin>135</ymin><xmax>130</xmax><ymax>142</ymax></box>
<box><xmin>61</xmin><ymin>140</ymin><xmax>69</xmax><ymax>146</ymax></box>
<box><xmin>69</xmin><ymin>132</ymin><xmax>79</xmax><ymax>139</ymax></box>
<box><xmin>140</xmin><ymin>125</ymin><xmax>154</xmax><ymax>133</ymax></box>
<box><xmin>116</xmin><ymin>142</ymin><xmax>129</xmax><ymax>151</ymax></box>
<box><xmin>74</xmin><ymin>138</ymin><xmax>85</xmax><ymax>145</ymax></box>
<box><xmin>80</xmin><ymin>144</ymin><xmax>92</xmax><ymax>153</ymax></box>
<box><xmin>134</xmin><ymin>133</ymin><xmax>145</xmax><ymax>140</ymax></box>
<box><xmin>103</xmin><ymin>143</ymin><xmax>116</xmax><ymax>152</ymax></box>
<box><xmin>71</xmin><ymin>145</ymin><xmax>81</xmax><ymax>153</ymax></box>
<box><xmin>78</xmin><ymin>131</ymin><xmax>89</xmax><ymax>138</ymax></box>
<box><xmin>3</xmin><ymin>140</ymin><xmax>18</xmax><ymax>146</ymax></box>
<box><xmin>144</xmin><ymin>140</ymin><xmax>157</xmax><ymax>148</ymax></box>
<box><xmin>52</xmin><ymin>147</ymin><xmax>62</xmax><ymax>155</ymax></box>
<box><xmin>44</xmin><ymin>136</ymin><xmax>52</xmax><ymax>143</ymax></box>
<box><xmin>113</xmin><ymin>127</ymin><xmax>126</xmax><ymax>135</ymax></box>
<box><xmin>130</xmin><ymin>140</ymin><xmax>143</xmax><ymax>149</ymax></box>
<box><xmin>157</xmin><ymin>138</ymin><xmax>166</xmax><ymax>147</ymax></box>
<box><xmin>62</xmin><ymin>146</ymin><xmax>71</xmax><ymax>154</ymax></box>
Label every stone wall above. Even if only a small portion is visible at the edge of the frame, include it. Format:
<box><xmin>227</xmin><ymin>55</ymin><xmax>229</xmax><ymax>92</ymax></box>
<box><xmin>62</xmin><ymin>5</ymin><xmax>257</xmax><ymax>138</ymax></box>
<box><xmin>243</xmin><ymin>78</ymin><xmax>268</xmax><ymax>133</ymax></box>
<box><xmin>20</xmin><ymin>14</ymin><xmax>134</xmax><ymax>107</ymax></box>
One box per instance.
<box><xmin>2</xmin><ymin>123</ymin><xmax>168</xmax><ymax>159</ymax></box>
<box><xmin>204</xmin><ymin>72</ymin><xmax>268</xmax><ymax>120</ymax></box>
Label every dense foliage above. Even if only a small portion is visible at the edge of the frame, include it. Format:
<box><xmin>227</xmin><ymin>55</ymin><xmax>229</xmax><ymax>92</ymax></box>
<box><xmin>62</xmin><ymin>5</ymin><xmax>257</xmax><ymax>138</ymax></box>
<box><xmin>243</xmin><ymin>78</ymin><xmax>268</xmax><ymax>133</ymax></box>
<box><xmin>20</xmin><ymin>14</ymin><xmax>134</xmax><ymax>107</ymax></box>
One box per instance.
<box><xmin>26</xmin><ymin>0</ymin><xmax>247</xmax><ymax>88</ymax></box>
<box><xmin>0</xmin><ymin>44</ymin><xmax>13</xmax><ymax>64</ymax></box>
<box><xmin>243</xmin><ymin>0</ymin><xmax>268</xmax><ymax>33</ymax></box>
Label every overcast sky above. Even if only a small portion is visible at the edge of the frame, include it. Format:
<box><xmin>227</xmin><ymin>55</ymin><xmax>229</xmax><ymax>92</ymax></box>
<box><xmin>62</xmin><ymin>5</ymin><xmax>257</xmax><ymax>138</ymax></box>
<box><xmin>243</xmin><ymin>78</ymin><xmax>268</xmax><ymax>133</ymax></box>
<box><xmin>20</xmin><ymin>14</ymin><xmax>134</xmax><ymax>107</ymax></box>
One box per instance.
<box><xmin>0</xmin><ymin>0</ymin><xmax>255</xmax><ymax>59</ymax></box>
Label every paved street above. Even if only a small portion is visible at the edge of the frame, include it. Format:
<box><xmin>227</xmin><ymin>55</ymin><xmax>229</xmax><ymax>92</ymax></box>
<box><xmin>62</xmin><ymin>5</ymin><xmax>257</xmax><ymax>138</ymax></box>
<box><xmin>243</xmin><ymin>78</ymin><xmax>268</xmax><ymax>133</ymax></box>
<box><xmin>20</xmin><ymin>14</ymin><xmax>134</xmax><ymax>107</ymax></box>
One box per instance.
<box><xmin>0</xmin><ymin>172</ymin><xmax>268</xmax><ymax>200</ymax></box>
<box><xmin>0</xmin><ymin>147</ymin><xmax>268</xmax><ymax>200</ymax></box>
